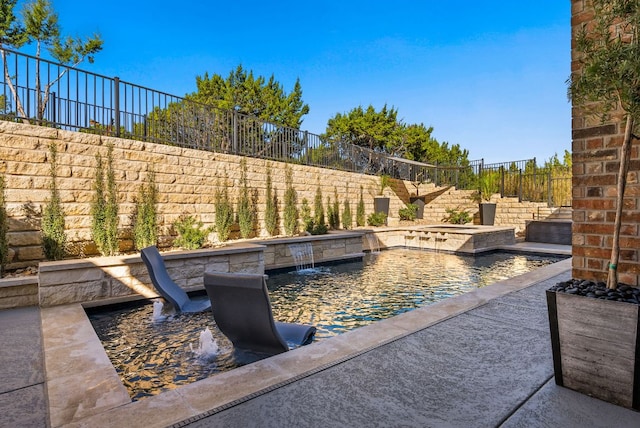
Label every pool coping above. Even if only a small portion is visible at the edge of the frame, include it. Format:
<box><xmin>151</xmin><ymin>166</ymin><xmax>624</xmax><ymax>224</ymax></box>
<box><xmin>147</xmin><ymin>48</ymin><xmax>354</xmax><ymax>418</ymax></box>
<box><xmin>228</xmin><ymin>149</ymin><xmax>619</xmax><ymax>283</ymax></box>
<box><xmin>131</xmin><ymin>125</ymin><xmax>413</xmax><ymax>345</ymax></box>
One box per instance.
<box><xmin>42</xmin><ymin>253</ymin><xmax>572</xmax><ymax>427</ymax></box>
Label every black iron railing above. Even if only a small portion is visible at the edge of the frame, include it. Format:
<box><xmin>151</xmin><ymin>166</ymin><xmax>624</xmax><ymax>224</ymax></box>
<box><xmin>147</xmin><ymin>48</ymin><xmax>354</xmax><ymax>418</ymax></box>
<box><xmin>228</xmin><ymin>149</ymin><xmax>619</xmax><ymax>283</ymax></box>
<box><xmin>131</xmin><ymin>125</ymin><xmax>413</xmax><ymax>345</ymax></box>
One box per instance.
<box><xmin>0</xmin><ymin>48</ymin><xmax>569</xmax><ymax>206</ymax></box>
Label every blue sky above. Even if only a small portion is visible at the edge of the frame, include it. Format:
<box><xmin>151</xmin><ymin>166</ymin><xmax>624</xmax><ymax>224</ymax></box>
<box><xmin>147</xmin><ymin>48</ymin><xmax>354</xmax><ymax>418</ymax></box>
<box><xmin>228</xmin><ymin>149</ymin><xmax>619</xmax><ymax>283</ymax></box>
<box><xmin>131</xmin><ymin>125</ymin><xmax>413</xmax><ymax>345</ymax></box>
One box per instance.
<box><xmin>42</xmin><ymin>1</ymin><xmax>569</xmax><ymax>164</ymax></box>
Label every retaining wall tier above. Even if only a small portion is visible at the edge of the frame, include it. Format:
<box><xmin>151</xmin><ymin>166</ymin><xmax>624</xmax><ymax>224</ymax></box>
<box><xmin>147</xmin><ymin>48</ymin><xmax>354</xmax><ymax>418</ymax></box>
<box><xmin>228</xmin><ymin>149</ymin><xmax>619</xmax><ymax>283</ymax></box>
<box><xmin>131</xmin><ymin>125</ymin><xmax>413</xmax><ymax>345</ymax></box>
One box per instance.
<box><xmin>1</xmin><ymin>120</ymin><xmax>557</xmax><ymax>271</ymax></box>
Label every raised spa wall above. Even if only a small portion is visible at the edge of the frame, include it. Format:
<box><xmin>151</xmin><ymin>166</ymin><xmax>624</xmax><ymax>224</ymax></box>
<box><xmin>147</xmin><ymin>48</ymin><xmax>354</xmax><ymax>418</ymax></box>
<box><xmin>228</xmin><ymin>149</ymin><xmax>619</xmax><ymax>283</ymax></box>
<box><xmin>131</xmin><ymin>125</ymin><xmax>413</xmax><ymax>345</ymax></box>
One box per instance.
<box><xmin>0</xmin><ymin>227</ymin><xmax>516</xmax><ymax>309</ymax></box>
<box><xmin>373</xmin><ymin>225</ymin><xmax>516</xmax><ymax>253</ymax></box>
<box><xmin>36</xmin><ymin>232</ymin><xmax>365</xmax><ymax>308</ymax></box>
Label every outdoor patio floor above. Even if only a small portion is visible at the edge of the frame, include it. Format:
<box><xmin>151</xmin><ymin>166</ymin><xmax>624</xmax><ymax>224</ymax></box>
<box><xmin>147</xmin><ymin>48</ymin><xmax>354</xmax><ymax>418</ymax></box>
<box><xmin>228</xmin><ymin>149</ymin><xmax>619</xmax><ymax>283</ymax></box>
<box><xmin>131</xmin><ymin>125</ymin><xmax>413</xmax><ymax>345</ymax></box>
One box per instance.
<box><xmin>2</xmin><ymin>244</ymin><xmax>640</xmax><ymax>427</ymax></box>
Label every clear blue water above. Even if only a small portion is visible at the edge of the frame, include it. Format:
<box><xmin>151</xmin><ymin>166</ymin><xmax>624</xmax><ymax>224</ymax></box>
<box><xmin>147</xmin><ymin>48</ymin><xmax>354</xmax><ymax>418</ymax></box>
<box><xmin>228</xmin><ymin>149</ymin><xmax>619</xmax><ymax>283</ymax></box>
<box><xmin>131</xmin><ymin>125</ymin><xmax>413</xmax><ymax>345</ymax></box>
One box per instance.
<box><xmin>88</xmin><ymin>249</ymin><xmax>565</xmax><ymax>400</ymax></box>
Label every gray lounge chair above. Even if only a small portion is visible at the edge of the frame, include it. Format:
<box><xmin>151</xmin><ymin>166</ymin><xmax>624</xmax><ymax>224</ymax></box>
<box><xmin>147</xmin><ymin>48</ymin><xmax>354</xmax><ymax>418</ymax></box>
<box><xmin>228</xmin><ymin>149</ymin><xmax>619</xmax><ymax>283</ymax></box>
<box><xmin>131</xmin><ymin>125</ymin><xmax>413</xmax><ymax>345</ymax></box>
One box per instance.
<box><xmin>204</xmin><ymin>272</ymin><xmax>316</xmax><ymax>355</ymax></box>
<box><xmin>140</xmin><ymin>246</ymin><xmax>211</xmax><ymax>313</ymax></box>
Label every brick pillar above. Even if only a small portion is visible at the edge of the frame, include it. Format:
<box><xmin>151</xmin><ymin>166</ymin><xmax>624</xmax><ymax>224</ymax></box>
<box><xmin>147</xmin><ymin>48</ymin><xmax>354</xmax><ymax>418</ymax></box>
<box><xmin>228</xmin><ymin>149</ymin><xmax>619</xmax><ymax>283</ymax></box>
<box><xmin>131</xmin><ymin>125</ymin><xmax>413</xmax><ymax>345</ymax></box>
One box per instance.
<box><xmin>571</xmin><ymin>0</ymin><xmax>640</xmax><ymax>286</ymax></box>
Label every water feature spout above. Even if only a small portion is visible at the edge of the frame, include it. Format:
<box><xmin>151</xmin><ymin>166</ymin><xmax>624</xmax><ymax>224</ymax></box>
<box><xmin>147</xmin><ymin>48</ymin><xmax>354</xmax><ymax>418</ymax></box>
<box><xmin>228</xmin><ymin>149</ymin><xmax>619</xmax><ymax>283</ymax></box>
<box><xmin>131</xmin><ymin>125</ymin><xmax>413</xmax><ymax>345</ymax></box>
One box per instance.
<box><xmin>288</xmin><ymin>243</ymin><xmax>315</xmax><ymax>271</ymax></box>
<box><xmin>191</xmin><ymin>327</ymin><xmax>219</xmax><ymax>358</ymax></box>
<box><xmin>366</xmin><ymin>233</ymin><xmax>381</xmax><ymax>254</ymax></box>
<box><xmin>151</xmin><ymin>300</ymin><xmax>167</xmax><ymax>322</ymax></box>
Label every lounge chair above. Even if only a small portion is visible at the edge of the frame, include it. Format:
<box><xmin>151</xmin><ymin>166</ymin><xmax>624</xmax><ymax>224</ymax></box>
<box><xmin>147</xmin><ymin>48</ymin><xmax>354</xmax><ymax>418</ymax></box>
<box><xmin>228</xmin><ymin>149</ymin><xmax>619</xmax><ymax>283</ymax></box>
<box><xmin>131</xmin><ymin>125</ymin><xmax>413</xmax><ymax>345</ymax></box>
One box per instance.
<box><xmin>203</xmin><ymin>272</ymin><xmax>316</xmax><ymax>355</ymax></box>
<box><xmin>140</xmin><ymin>246</ymin><xmax>211</xmax><ymax>313</ymax></box>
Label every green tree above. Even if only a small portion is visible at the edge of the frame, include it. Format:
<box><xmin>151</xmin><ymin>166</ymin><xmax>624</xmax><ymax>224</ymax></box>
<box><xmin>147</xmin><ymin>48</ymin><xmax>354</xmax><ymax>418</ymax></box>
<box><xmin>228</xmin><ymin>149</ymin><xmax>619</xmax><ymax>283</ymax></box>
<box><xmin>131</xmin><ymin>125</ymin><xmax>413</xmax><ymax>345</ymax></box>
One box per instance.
<box><xmin>400</xmin><ymin>123</ymin><xmax>468</xmax><ymax>165</ymax></box>
<box><xmin>42</xmin><ymin>141</ymin><xmax>66</xmax><ymax>260</ymax></box>
<box><xmin>0</xmin><ymin>0</ymin><xmax>103</xmax><ymax>121</ymax></box>
<box><xmin>322</xmin><ymin>105</ymin><xmax>470</xmax><ymax>172</ymax></box>
<box><xmin>323</xmin><ymin>104</ymin><xmax>402</xmax><ymax>153</ymax></box>
<box><xmin>188</xmin><ymin>65</ymin><xmax>310</xmax><ymax>129</ymax></box>
<box><xmin>568</xmin><ymin>0</ymin><xmax>640</xmax><ymax>289</ymax></box>
<box><xmin>283</xmin><ymin>165</ymin><xmax>298</xmax><ymax>235</ymax></box>
<box><xmin>133</xmin><ymin>169</ymin><xmax>158</xmax><ymax>250</ymax></box>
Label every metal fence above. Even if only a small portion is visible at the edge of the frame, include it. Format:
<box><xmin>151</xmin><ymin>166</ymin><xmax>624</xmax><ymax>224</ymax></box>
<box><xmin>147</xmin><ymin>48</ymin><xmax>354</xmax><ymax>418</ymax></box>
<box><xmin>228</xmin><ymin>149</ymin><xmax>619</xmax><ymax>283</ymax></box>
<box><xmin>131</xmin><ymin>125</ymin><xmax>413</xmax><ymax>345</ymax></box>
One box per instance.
<box><xmin>0</xmin><ymin>48</ymin><xmax>570</xmax><ymax>206</ymax></box>
<box><xmin>477</xmin><ymin>164</ymin><xmax>572</xmax><ymax>207</ymax></box>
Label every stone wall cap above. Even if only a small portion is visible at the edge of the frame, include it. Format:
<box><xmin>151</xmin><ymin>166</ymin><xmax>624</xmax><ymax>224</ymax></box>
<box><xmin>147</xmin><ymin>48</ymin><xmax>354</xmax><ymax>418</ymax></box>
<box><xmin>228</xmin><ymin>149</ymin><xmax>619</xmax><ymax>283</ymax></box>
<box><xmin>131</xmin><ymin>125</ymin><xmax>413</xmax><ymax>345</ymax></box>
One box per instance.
<box><xmin>38</xmin><ymin>242</ymin><xmax>266</xmax><ymax>272</ymax></box>
<box><xmin>0</xmin><ymin>276</ymin><xmax>39</xmax><ymax>288</ymax></box>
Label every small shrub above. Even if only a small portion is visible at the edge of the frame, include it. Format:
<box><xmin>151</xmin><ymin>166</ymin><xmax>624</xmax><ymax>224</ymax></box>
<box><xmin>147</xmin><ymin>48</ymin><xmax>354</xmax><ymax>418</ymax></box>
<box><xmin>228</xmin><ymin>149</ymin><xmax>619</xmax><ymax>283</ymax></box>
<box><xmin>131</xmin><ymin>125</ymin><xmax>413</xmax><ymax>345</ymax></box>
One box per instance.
<box><xmin>42</xmin><ymin>142</ymin><xmax>66</xmax><ymax>260</ymax></box>
<box><xmin>356</xmin><ymin>186</ymin><xmax>366</xmax><ymax>227</ymax></box>
<box><xmin>304</xmin><ymin>219</ymin><xmax>328</xmax><ymax>235</ymax></box>
<box><xmin>133</xmin><ymin>169</ymin><xmax>158</xmax><ymax>250</ymax></box>
<box><xmin>300</xmin><ymin>197</ymin><xmax>327</xmax><ymax>235</ymax></box>
<box><xmin>367</xmin><ymin>212</ymin><xmax>387</xmax><ymax>227</ymax></box>
<box><xmin>0</xmin><ymin>174</ymin><xmax>9</xmax><ymax>275</ymax></box>
<box><xmin>173</xmin><ymin>215</ymin><xmax>211</xmax><ymax>250</ymax></box>
<box><xmin>283</xmin><ymin>166</ymin><xmax>299</xmax><ymax>235</ymax></box>
<box><xmin>264</xmin><ymin>165</ymin><xmax>279</xmax><ymax>236</ymax></box>
<box><xmin>443</xmin><ymin>207</ymin><xmax>472</xmax><ymax>224</ymax></box>
<box><xmin>398</xmin><ymin>203</ymin><xmax>418</xmax><ymax>221</ymax></box>
<box><xmin>214</xmin><ymin>178</ymin><xmax>234</xmax><ymax>242</ymax></box>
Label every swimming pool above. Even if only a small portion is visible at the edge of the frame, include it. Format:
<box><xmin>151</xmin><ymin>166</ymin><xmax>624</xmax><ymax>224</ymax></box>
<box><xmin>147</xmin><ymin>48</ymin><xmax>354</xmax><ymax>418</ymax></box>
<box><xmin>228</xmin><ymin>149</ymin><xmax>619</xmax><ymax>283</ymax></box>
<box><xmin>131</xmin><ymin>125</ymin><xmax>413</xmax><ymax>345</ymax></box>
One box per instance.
<box><xmin>88</xmin><ymin>249</ymin><xmax>566</xmax><ymax>400</ymax></box>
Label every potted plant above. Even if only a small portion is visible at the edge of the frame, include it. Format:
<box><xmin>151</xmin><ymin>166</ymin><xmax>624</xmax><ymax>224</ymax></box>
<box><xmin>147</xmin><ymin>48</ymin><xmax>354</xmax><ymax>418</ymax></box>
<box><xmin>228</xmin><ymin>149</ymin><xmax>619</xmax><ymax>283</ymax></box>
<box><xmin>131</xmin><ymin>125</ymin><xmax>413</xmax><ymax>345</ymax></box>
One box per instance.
<box><xmin>475</xmin><ymin>172</ymin><xmax>497</xmax><ymax>226</ymax></box>
<box><xmin>546</xmin><ymin>0</ymin><xmax>640</xmax><ymax>410</ymax></box>
<box><xmin>373</xmin><ymin>174</ymin><xmax>391</xmax><ymax>218</ymax></box>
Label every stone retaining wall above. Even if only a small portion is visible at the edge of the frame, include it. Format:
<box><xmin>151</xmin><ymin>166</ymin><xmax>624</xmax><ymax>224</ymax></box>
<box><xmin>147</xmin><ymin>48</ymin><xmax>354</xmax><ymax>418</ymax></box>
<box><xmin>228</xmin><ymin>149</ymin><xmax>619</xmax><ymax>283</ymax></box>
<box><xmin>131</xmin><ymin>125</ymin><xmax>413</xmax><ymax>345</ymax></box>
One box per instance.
<box><xmin>0</xmin><ymin>121</ymin><xmax>556</xmax><ymax>270</ymax></box>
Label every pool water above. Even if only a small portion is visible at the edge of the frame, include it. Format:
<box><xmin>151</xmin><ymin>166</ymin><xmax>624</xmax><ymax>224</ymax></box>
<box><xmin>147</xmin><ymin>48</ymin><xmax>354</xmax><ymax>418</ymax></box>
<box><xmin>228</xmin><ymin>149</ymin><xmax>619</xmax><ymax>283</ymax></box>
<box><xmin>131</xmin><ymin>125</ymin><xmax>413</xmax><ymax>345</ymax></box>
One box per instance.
<box><xmin>88</xmin><ymin>249</ymin><xmax>565</xmax><ymax>400</ymax></box>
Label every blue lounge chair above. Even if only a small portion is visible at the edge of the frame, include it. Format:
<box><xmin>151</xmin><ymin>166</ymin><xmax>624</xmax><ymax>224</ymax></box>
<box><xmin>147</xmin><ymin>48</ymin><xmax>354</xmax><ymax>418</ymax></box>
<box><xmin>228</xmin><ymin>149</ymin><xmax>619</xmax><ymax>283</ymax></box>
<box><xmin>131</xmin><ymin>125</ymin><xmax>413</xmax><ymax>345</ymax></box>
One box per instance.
<box><xmin>204</xmin><ymin>272</ymin><xmax>316</xmax><ymax>355</ymax></box>
<box><xmin>140</xmin><ymin>246</ymin><xmax>211</xmax><ymax>313</ymax></box>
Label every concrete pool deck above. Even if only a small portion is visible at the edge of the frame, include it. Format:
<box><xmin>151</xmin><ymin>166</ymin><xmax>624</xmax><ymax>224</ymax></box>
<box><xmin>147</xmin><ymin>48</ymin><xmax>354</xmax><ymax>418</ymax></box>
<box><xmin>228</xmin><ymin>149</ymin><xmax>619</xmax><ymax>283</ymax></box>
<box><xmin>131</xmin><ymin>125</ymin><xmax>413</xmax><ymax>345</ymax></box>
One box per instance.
<box><xmin>1</xmin><ymin>243</ymin><xmax>640</xmax><ymax>427</ymax></box>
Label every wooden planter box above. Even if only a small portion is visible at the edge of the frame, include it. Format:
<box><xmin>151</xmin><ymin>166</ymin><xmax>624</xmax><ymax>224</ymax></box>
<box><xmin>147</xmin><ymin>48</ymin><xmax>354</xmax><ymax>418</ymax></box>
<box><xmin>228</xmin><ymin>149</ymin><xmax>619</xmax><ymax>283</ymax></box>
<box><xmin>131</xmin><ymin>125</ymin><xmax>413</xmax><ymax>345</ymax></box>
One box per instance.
<box><xmin>546</xmin><ymin>289</ymin><xmax>640</xmax><ymax>410</ymax></box>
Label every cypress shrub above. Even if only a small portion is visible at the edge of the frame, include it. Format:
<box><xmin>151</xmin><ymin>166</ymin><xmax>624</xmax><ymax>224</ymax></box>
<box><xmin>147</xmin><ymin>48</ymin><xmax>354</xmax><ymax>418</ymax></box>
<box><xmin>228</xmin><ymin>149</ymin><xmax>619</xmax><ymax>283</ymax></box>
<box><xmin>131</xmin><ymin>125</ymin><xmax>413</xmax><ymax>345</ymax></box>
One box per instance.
<box><xmin>313</xmin><ymin>184</ymin><xmax>325</xmax><ymax>228</ymax></box>
<box><xmin>91</xmin><ymin>143</ymin><xmax>119</xmax><ymax>256</ymax></box>
<box><xmin>264</xmin><ymin>165</ymin><xmax>279</xmax><ymax>236</ymax></box>
<box><xmin>42</xmin><ymin>142</ymin><xmax>66</xmax><ymax>260</ymax></box>
<box><xmin>0</xmin><ymin>174</ymin><xmax>9</xmax><ymax>275</ymax></box>
<box><xmin>214</xmin><ymin>177</ymin><xmax>234</xmax><ymax>242</ymax></box>
<box><xmin>283</xmin><ymin>165</ymin><xmax>299</xmax><ymax>236</ymax></box>
<box><xmin>237</xmin><ymin>160</ymin><xmax>255</xmax><ymax>239</ymax></box>
<box><xmin>133</xmin><ymin>169</ymin><xmax>158</xmax><ymax>250</ymax></box>
<box><xmin>342</xmin><ymin>188</ymin><xmax>353</xmax><ymax>230</ymax></box>
<box><xmin>356</xmin><ymin>185</ymin><xmax>366</xmax><ymax>227</ymax></box>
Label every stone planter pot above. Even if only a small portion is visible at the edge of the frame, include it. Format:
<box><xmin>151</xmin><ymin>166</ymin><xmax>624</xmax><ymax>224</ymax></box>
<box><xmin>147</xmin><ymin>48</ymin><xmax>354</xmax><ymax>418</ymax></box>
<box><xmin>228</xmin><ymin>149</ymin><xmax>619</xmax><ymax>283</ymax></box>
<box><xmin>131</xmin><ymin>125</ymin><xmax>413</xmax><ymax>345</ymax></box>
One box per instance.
<box><xmin>374</xmin><ymin>196</ymin><xmax>390</xmax><ymax>216</ymax></box>
<box><xmin>479</xmin><ymin>202</ymin><xmax>496</xmax><ymax>226</ymax></box>
<box><xmin>546</xmin><ymin>289</ymin><xmax>640</xmax><ymax>410</ymax></box>
<box><xmin>409</xmin><ymin>196</ymin><xmax>425</xmax><ymax>219</ymax></box>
